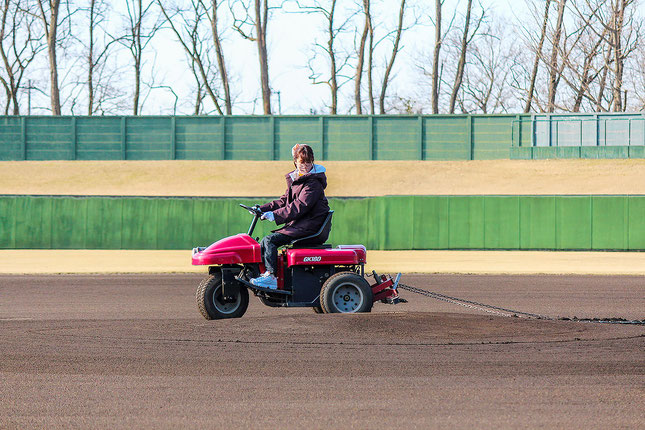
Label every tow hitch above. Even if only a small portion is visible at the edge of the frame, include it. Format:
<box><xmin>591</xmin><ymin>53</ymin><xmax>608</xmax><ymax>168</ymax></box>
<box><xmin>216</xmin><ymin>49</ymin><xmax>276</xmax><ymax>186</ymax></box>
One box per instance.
<box><xmin>370</xmin><ymin>271</ymin><xmax>407</xmax><ymax>304</ymax></box>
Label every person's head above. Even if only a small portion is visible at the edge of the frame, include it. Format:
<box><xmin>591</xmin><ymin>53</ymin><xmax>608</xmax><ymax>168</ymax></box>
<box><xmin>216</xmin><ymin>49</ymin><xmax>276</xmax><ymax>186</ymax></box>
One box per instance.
<box><xmin>292</xmin><ymin>144</ymin><xmax>314</xmax><ymax>175</ymax></box>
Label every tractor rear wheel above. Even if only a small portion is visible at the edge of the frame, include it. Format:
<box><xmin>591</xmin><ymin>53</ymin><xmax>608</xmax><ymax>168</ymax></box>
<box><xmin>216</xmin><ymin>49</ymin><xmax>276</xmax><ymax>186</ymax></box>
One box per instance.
<box><xmin>196</xmin><ymin>273</ymin><xmax>249</xmax><ymax>320</ymax></box>
<box><xmin>320</xmin><ymin>272</ymin><xmax>373</xmax><ymax>314</ymax></box>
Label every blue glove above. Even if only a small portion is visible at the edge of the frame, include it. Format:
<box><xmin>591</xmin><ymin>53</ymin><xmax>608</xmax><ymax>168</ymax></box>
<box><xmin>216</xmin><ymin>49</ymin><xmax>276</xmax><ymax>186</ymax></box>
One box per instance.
<box><xmin>261</xmin><ymin>211</ymin><xmax>275</xmax><ymax>222</ymax></box>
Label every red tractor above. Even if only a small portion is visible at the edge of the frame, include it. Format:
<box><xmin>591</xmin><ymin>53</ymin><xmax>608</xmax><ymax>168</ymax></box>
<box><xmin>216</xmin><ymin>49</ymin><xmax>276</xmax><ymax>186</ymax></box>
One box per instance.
<box><xmin>192</xmin><ymin>204</ymin><xmax>402</xmax><ymax>319</ymax></box>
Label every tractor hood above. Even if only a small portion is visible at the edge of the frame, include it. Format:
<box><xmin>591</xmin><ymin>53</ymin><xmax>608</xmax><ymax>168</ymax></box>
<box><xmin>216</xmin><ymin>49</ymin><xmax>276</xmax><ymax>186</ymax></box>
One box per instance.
<box><xmin>192</xmin><ymin>234</ymin><xmax>261</xmax><ymax>266</ymax></box>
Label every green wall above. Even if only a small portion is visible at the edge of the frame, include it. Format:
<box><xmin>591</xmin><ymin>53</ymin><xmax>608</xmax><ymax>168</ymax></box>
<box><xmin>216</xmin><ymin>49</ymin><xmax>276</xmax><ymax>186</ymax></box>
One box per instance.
<box><xmin>1</xmin><ymin>195</ymin><xmax>644</xmax><ymax>250</ymax></box>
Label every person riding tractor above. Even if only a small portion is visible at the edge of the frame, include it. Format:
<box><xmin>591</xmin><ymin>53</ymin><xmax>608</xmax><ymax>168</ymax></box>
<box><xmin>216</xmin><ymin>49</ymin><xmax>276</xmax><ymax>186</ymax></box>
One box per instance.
<box><xmin>250</xmin><ymin>144</ymin><xmax>330</xmax><ymax>290</ymax></box>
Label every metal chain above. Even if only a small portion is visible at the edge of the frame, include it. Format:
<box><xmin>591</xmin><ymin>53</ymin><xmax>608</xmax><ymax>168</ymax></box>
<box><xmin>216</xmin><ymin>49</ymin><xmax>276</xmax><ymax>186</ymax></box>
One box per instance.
<box><xmin>396</xmin><ymin>281</ymin><xmax>645</xmax><ymax>325</ymax></box>
<box><xmin>397</xmin><ymin>282</ymin><xmax>553</xmax><ymax>320</ymax></box>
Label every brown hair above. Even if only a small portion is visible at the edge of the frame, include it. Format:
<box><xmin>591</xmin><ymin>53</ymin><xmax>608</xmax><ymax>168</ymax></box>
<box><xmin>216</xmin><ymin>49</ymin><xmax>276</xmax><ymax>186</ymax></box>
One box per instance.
<box><xmin>292</xmin><ymin>143</ymin><xmax>314</xmax><ymax>164</ymax></box>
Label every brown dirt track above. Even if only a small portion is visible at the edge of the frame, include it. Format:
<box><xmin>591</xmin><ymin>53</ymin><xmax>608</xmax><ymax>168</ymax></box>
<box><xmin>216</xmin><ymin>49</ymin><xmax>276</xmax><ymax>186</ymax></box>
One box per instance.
<box><xmin>1</xmin><ymin>273</ymin><xmax>643</xmax><ymax>429</ymax></box>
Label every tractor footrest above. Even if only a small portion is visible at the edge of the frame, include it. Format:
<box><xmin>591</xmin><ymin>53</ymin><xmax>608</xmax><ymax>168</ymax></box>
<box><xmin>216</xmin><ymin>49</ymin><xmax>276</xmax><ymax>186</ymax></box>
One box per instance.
<box><xmin>235</xmin><ymin>276</ymin><xmax>292</xmax><ymax>295</ymax></box>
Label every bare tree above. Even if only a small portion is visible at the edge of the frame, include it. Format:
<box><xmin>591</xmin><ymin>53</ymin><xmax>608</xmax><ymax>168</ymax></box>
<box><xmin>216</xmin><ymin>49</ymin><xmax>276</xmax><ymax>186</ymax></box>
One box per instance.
<box><xmin>34</xmin><ymin>0</ymin><xmax>62</xmax><ymax>115</ymax></box>
<box><xmin>546</xmin><ymin>0</ymin><xmax>566</xmax><ymax>112</ymax></box>
<box><xmin>524</xmin><ymin>0</ymin><xmax>551</xmax><ymax>112</ymax></box>
<box><xmin>231</xmin><ymin>0</ymin><xmax>274</xmax><ymax>114</ymax></box>
<box><xmin>298</xmin><ymin>0</ymin><xmax>355</xmax><ymax>114</ymax></box>
<box><xmin>378</xmin><ymin>0</ymin><xmax>407</xmax><ymax>114</ymax></box>
<box><xmin>448</xmin><ymin>0</ymin><xmax>484</xmax><ymax>113</ymax></box>
<box><xmin>158</xmin><ymin>0</ymin><xmax>232</xmax><ymax>114</ymax></box>
<box><xmin>206</xmin><ymin>0</ymin><xmax>232</xmax><ymax>114</ymax></box>
<box><xmin>120</xmin><ymin>0</ymin><xmax>162</xmax><ymax>115</ymax></box>
<box><xmin>431</xmin><ymin>0</ymin><xmax>442</xmax><ymax>113</ymax></box>
<box><xmin>0</xmin><ymin>0</ymin><xmax>45</xmax><ymax>114</ymax></box>
<box><xmin>354</xmin><ymin>0</ymin><xmax>369</xmax><ymax>114</ymax></box>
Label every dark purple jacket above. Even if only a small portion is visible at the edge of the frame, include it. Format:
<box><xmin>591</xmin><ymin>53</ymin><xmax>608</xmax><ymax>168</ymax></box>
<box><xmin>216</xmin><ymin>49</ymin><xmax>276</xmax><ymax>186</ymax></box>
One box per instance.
<box><xmin>259</xmin><ymin>164</ymin><xmax>330</xmax><ymax>237</ymax></box>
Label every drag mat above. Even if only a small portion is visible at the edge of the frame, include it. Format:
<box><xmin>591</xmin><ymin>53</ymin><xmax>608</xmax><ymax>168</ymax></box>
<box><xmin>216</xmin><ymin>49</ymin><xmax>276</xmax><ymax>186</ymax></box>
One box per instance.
<box><xmin>1</xmin><ymin>274</ymin><xmax>644</xmax><ymax>429</ymax></box>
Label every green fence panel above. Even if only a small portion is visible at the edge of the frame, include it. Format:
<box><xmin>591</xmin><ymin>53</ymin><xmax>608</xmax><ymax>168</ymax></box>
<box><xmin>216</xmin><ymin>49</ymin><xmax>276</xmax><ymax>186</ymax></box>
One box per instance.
<box><xmin>192</xmin><ymin>198</ymin><xmax>225</xmax><ymax>247</ymax></box>
<box><xmin>532</xmin><ymin>147</ymin><xmax>557</xmax><ymax>160</ymax></box>
<box><xmin>51</xmin><ymin>197</ymin><xmax>88</xmax><ymax>248</ymax></box>
<box><xmin>581</xmin><ymin>146</ymin><xmax>629</xmax><ymax>159</ymax></box>
<box><xmin>449</xmin><ymin>196</ymin><xmax>484</xmax><ymax>248</ymax></box>
<box><xmin>0</xmin><ymin>196</ymin><xmax>16</xmax><ymax>248</ymax></box>
<box><xmin>76</xmin><ymin>117</ymin><xmax>122</xmax><ymax>160</ymax></box>
<box><xmin>628</xmin><ymin>196</ymin><xmax>645</xmax><ymax>250</ymax></box>
<box><xmin>26</xmin><ymin>117</ymin><xmax>72</xmax><ymax>160</ymax></box>
<box><xmin>472</xmin><ymin>116</ymin><xmax>514</xmax><ymax>160</ymax></box>
<box><xmin>327</xmin><ymin>197</ymin><xmax>369</xmax><ymax>247</ymax></box>
<box><xmin>423</xmin><ymin>116</ymin><xmax>469</xmax><ymax>160</ymax></box>
<box><xmin>412</xmin><ymin>196</ymin><xmax>450</xmax><ymax>249</ymax></box>
<box><xmin>556</xmin><ymin>147</ymin><xmax>581</xmax><ymax>158</ymax></box>
<box><xmin>373</xmin><ymin>117</ymin><xmax>419</xmax><ymax>160</ymax></box>
<box><xmin>14</xmin><ymin>196</ymin><xmax>53</xmax><ymax>248</ymax></box>
<box><xmin>325</xmin><ymin>117</ymin><xmax>370</xmax><ymax>160</ymax></box>
<box><xmin>0</xmin><ymin>117</ymin><xmax>23</xmax><ymax>160</ymax></box>
<box><xmin>484</xmin><ymin>196</ymin><xmax>520</xmax><ymax>249</ymax></box>
<box><xmin>379</xmin><ymin>195</ymin><xmax>414</xmax><ymax>249</ymax></box>
<box><xmin>629</xmin><ymin>146</ymin><xmax>645</xmax><ymax>158</ymax></box>
<box><xmin>555</xmin><ymin>196</ymin><xmax>591</xmax><ymax>249</ymax></box>
<box><xmin>175</xmin><ymin>117</ymin><xmax>225</xmax><ymax>160</ymax></box>
<box><xmin>121</xmin><ymin>197</ymin><xmax>159</xmax><ymax>249</ymax></box>
<box><xmin>509</xmin><ymin>147</ymin><xmax>533</xmax><ymax>160</ymax></box>
<box><xmin>592</xmin><ymin>196</ymin><xmax>628</xmax><ymax>250</ymax></box>
<box><xmin>275</xmin><ymin>117</ymin><xmax>321</xmax><ymax>160</ymax></box>
<box><xmin>156</xmin><ymin>198</ymin><xmax>194</xmax><ymax>249</ymax></box>
<box><xmin>519</xmin><ymin>196</ymin><xmax>556</xmax><ymax>249</ymax></box>
<box><xmin>85</xmin><ymin>197</ymin><xmax>123</xmax><ymax>249</ymax></box>
<box><xmin>126</xmin><ymin>117</ymin><xmax>171</xmax><ymax>160</ymax></box>
<box><xmin>226</xmin><ymin>117</ymin><xmax>272</xmax><ymax>160</ymax></box>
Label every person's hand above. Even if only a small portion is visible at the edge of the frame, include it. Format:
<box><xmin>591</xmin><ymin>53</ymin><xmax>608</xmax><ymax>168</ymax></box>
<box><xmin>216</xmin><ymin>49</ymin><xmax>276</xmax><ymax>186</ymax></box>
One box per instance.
<box><xmin>247</xmin><ymin>204</ymin><xmax>261</xmax><ymax>215</ymax></box>
<box><xmin>261</xmin><ymin>211</ymin><xmax>275</xmax><ymax>222</ymax></box>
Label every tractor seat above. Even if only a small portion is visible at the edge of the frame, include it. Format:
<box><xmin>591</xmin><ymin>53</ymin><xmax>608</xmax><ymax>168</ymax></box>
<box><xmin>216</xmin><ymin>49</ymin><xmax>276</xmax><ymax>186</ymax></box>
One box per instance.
<box><xmin>289</xmin><ymin>210</ymin><xmax>333</xmax><ymax>249</ymax></box>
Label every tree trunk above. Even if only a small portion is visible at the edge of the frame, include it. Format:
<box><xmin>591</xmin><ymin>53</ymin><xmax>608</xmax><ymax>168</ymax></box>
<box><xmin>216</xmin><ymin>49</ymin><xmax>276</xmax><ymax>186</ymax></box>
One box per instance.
<box><xmin>611</xmin><ymin>0</ymin><xmax>626</xmax><ymax>112</ymax></box>
<box><xmin>379</xmin><ymin>0</ymin><xmax>405</xmax><ymax>114</ymax></box>
<box><xmin>88</xmin><ymin>0</ymin><xmax>95</xmax><ymax>115</ymax></box>
<box><xmin>525</xmin><ymin>0</ymin><xmax>551</xmax><ymax>113</ymax></box>
<box><xmin>431</xmin><ymin>0</ymin><xmax>442</xmax><ymax>114</ymax></box>
<box><xmin>255</xmin><ymin>0</ymin><xmax>271</xmax><ymax>114</ymax></box>
<box><xmin>38</xmin><ymin>0</ymin><xmax>61</xmax><ymax>115</ymax></box>
<box><xmin>355</xmin><ymin>0</ymin><xmax>369</xmax><ymax>114</ymax></box>
<box><xmin>367</xmin><ymin>10</ymin><xmax>374</xmax><ymax>114</ymax></box>
<box><xmin>0</xmin><ymin>0</ymin><xmax>17</xmax><ymax>114</ymax></box>
<box><xmin>547</xmin><ymin>0</ymin><xmax>566</xmax><ymax>113</ymax></box>
<box><xmin>328</xmin><ymin>0</ymin><xmax>338</xmax><ymax>114</ymax></box>
<box><xmin>212</xmin><ymin>0</ymin><xmax>231</xmax><ymax>114</ymax></box>
<box><xmin>448</xmin><ymin>0</ymin><xmax>472</xmax><ymax>114</ymax></box>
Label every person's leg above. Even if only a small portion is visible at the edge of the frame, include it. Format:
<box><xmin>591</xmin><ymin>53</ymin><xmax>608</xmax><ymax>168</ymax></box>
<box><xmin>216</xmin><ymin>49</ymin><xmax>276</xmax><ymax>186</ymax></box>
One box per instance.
<box><xmin>261</xmin><ymin>232</ymin><xmax>292</xmax><ymax>274</ymax></box>
<box><xmin>253</xmin><ymin>233</ymin><xmax>292</xmax><ymax>288</ymax></box>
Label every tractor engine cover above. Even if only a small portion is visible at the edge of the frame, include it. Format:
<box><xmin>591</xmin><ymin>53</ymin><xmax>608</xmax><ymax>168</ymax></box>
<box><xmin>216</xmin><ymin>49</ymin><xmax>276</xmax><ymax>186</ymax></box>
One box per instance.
<box><xmin>286</xmin><ymin>247</ymin><xmax>364</xmax><ymax>267</ymax></box>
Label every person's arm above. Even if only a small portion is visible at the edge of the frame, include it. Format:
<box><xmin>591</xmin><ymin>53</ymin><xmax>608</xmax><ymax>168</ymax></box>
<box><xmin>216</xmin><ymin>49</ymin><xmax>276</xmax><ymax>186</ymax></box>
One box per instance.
<box><xmin>259</xmin><ymin>188</ymin><xmax>288</xmax><ymax>212</ymax></box>
<box><xmin>271</xmin><ymin>182</ymin><xmax>322</xmax><ymax>225</ymax></box>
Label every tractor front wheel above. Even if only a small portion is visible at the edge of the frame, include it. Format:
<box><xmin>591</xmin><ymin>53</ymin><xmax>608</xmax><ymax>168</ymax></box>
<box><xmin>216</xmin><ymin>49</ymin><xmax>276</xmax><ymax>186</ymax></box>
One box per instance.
<box><xmin>320</xmin><ymin>272</ymin><xmax>373</xmax><ymax>314</ymax></box>
<box><xmin>196</xmin><ymin>273</ymin><xmax>249</xmax><ymax>320</ymax></box>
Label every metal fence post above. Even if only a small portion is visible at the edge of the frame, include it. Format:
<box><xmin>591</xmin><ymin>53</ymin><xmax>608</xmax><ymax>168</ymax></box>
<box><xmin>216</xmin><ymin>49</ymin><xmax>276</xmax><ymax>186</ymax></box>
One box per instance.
<box><xmin>170</xmin><ymin>116</ymin><xmax>176</xmax><ymax>160</ymax></box>
<box><xmin>368</xmin><ymin>116</ymin><xmax>374</xmax><ymax>160</ymax></box>
<box><xmin>468</xmin><ymin>115</ymin><xmax>473</xmax><ymax>160</ymax></box>
<box><xmin>270</xmin><ymin>116</ymin><xmax>276</xmax><ymax>160</ymax></box>
<box><xmin>20</xmin><ymin>116</ymin><xmax>26</xmax><ymax>160</ymax></box>
<box><xmin>120</xmin><ymin>117</ymin><xmax>127</xmax><ymax>160</ymax></box>
<box><xmin>418</xmin><ymin>115</ymin><xmax>424</xmax><ymax>160</ymax></box>
<box><xmin>319</xmin><ymin>116</ymin><xmax>325</xmax><ymax>160</ymax></box>
<box><xmin>221</xmin><ymin>116</ymin><xmax>227</xmax><ymax>160</ymax></box>
<box><xmin>71</xmin><ymin>117</ymin><xmax>77</xmax><ymax>160</ymax></box>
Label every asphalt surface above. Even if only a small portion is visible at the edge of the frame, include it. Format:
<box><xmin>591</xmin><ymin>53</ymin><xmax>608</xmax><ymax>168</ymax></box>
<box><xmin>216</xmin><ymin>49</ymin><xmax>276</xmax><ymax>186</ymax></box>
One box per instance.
<box><xmin>1</xmin><ymin>274</ymin><xmax>644</xmax><ymax>429</ymax></box>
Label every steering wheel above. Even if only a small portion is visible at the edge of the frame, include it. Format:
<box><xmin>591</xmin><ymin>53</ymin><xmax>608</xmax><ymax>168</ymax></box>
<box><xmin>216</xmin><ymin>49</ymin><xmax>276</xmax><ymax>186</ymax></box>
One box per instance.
<box><xmin>239</xmin><ymin>204</ymin><xmax>262</xmax><ymax>216</ymax></box>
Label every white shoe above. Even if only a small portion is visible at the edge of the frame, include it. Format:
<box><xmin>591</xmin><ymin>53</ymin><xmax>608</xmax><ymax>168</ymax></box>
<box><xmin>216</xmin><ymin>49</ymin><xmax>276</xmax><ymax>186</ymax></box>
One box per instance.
<box><xmin>250</xmin><ymin>272</ymin><xmax>278</xmax><ymax>290</ymax></box>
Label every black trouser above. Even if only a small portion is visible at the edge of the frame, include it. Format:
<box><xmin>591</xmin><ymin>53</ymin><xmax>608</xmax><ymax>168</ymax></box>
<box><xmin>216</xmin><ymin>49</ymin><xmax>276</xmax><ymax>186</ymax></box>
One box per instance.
<box><xmin>260</xmin><ymin>232</ymin><xmax>292</xmax><ymax>275</ymax></box>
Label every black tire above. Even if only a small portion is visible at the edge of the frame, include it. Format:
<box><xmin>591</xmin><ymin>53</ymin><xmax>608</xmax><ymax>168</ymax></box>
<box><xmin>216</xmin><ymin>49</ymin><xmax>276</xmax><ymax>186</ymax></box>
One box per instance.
<box><xmin>312</xmin><ymin>305</ymin><xmax>324</xmax><ymax>314</ymax></box>
<box><xmin>196</xmin><ymin>273</ymin><xmax>249</xmax><ymax>320</ymax></box>
<box><xmin>320</xmin><ymin>271</ymin><xmax>373</xmax><ymax>314</ymax></box>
